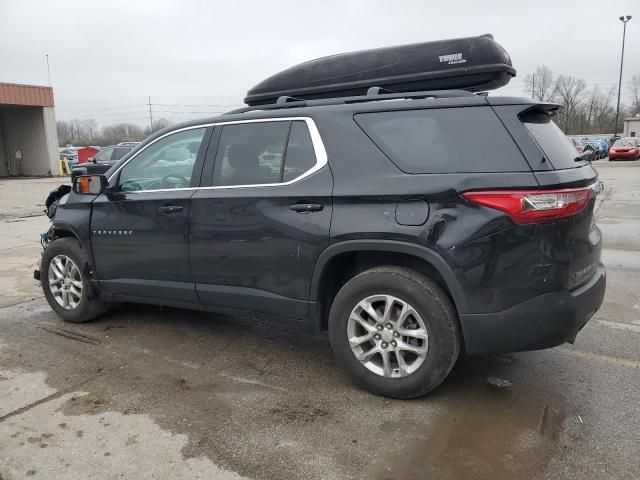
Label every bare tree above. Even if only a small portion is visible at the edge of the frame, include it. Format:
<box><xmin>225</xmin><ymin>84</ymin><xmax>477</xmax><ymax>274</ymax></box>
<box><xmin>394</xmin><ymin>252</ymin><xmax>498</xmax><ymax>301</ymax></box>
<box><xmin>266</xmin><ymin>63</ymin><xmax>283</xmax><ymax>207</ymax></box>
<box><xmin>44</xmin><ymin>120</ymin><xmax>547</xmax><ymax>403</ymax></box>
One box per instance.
<box><xmin>100</xmin><ymin>123</ymin><xmax>145</xmax><ymax>145</ymax></box>
<box><xmin>628</xmin><ymin>74</ymin><xmax>640</xmax><ymax>115</ymax></box>
<box><xmin>523</xmin><ymin>65</ymin><xmax>556</xmax><ymax>101</ymax></box>
<box><xmin>56</xmin><ymin>120</ymin><xmax>73</xmax><ymax>146</ymax></box>
<box><xmin>553</xmin><ymin>75</ymin><xmax>587</xmax><ymax>133</ymax></box>
<box><xmin>144</xmin><ymin>118</ymin><xmax>172</xmax><ymax>137</ymax></box>
<box><xmin>81</xmin><ymin>119</ymin><xmax>99</xmax><ymax>144</ymax></box>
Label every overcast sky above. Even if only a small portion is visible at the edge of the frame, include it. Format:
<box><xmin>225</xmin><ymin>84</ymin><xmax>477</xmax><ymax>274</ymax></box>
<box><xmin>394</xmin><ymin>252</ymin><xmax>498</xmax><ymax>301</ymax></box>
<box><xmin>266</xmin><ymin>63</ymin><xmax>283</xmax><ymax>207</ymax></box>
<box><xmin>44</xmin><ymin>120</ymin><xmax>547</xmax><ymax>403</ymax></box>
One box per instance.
<box><xmin>1</xmin><ymin>0</ymin><xmax>638</xmax><ymax>126</ymax></box>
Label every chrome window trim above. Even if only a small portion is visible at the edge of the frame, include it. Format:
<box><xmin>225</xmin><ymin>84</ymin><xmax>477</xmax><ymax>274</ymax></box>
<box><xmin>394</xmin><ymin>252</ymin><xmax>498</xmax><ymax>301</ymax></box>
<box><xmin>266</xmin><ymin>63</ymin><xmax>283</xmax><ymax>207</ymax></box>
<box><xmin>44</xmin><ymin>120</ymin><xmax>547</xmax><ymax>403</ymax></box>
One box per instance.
<box><xmin>107</xmin><ymin>117</ymin><xmax>328</xmax><ymax>193</ymax></box>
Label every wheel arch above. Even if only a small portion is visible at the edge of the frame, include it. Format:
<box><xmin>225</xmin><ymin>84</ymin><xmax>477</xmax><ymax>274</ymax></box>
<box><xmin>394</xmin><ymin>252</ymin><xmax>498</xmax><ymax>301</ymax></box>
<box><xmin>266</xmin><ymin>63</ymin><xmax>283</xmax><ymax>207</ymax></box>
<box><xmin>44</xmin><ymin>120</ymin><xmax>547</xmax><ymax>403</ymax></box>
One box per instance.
<box><xmin>309</xmin><ymin>240</ymin><xmax>468</xmax><ymax>331</ymax></box>
<box><xmin>51</xmin><ymin>221</ymin><xmax>84</xmax><ymax>246</ymax></box>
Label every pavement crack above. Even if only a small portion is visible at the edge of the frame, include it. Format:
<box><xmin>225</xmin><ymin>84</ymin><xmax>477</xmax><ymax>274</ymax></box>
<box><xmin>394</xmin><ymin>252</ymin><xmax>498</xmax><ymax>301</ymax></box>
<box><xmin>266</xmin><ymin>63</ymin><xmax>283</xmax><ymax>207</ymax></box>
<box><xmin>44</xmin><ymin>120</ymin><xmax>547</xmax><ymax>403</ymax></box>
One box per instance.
<box><xmin>38</xmin><ymin>325</ymin><xmax>101</xmax><ymax>345</ymax></box>
<box><xmin>0</xmin><ymin>296</ymin><xmax>45</xmax><ymax>309</ymax></box>
<box><xmin>0</xmin><ymin>375</ymin><xmax>99</xmax><ymax>423</ymax></box>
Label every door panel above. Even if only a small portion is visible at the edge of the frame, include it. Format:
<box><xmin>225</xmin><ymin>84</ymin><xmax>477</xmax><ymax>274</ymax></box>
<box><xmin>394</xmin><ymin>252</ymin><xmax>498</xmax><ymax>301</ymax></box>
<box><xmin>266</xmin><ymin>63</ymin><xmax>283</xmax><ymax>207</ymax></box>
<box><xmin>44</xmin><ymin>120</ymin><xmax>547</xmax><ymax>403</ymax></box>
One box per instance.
<box><xmin>90</xmin><ymin>127</ymin><xmax>211</xmax><ymax>303</ymax></box>
<box><xmin>91</xmin><ymin>190</ymin><xmax>198</xmax><ymax>302</ymax></box>
<box><xmin>189</xmin><ymin>168</ymin><xmax>333</xmax><ymax>318</ymax></box>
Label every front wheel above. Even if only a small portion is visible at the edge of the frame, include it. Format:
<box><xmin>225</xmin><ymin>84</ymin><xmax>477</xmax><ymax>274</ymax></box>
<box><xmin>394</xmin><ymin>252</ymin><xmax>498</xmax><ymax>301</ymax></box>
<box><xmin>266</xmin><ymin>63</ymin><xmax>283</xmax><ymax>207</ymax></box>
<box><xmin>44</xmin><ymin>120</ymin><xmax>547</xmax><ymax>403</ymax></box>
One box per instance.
<box><xmin>41</xmin><ymin>237</ymin><xmax>107</xmax><ymax>323</ymax></box>
<box><xmin>329</xmin><ymin>266</ymin><xmax>461</xmax><ymax>399</ymax></box>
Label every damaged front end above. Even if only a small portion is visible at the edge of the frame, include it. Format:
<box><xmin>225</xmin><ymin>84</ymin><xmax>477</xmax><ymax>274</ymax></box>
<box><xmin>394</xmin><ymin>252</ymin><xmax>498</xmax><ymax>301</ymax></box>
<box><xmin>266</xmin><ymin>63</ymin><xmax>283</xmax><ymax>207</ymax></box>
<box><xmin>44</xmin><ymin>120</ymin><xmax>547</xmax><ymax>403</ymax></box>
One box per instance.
<box><xmin>34</xmin><ymin>184</ymin><xmax>72</xmax><ymax>281</ymax></box>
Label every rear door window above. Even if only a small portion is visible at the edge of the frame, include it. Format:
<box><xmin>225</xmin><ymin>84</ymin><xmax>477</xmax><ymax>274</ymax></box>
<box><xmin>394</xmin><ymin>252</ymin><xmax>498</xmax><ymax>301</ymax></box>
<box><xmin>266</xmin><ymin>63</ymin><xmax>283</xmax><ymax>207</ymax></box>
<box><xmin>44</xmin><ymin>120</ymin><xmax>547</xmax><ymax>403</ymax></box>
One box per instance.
<box><xmin>283</xmin><ymin>121</ymin><xmax>317</xmax><ymax>182</ymax></box>
<box><xmin>354</xmin><ymin>107</ymin><xmax>529</xmax><ymax>174</ymax></box>
<box><xmin>521</xmin><ymin>111</ymin><xmax>582</xmax><ymax>169</ymax></box>
<box><xmin>212</xmin><ymin>120</ymin><xmax>318</xmax><ymax>186</ymax></box>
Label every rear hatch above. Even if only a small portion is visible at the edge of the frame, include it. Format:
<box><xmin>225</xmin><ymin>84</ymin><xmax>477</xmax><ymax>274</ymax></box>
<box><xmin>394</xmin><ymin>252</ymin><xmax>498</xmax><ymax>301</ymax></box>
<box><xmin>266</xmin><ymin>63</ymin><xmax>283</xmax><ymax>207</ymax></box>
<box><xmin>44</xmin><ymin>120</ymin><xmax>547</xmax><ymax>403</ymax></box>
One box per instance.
<box><xmin>489</xmin><ymin>103</ymin><xmax>602</xmax><ymax>291</ymax></box>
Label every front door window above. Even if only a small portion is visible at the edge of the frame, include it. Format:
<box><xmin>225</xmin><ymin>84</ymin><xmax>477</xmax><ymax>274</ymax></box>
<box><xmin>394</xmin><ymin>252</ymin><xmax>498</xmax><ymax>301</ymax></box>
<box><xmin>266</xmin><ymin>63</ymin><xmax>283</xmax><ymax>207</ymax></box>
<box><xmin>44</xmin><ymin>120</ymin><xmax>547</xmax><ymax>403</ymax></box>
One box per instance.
<box><xmin>117</xmin><ymin>128</ymin><xmax>206</xmax><ymax>191</ymax></box>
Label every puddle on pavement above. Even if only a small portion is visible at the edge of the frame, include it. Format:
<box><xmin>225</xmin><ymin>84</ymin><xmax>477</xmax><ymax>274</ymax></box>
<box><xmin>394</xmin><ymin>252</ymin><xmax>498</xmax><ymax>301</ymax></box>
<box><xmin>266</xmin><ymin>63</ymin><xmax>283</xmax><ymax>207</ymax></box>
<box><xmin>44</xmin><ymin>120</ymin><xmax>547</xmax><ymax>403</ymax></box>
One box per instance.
<box><xmin>0</xmin><ymin>368</ymin><xmax>248</xmax><ymax>480</ymax></box>
<box><xmin>367</xmin><ymin>355</ymin><xmax>573</xmax><ymax>480</ymax></box>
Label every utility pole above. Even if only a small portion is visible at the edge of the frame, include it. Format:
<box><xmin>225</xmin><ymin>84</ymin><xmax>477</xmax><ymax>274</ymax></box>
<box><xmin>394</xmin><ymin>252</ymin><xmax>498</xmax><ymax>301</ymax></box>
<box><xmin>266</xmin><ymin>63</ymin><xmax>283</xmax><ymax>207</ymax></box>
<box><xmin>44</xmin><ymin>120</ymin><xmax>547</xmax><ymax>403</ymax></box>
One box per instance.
<box><xmin>614</xmin><ymin>15</ymin><xmax>632</xmax><ymax>137</ymax></box>
<box><xmin>148</xmin><ymin>96</ymin><xmax>153</xmax><ymax>134</ymax></box>
<box><xmin>45</xmin><ymin>54</ymin><xmax>51</xmax><ymax>85</ymax></box>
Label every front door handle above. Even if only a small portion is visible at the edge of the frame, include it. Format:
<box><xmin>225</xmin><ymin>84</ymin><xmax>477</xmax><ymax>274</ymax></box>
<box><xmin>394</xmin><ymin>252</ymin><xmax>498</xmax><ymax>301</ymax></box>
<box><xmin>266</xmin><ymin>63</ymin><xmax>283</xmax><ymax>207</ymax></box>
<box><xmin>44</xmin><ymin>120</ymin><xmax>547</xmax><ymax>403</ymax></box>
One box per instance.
<box><xmin>158</xmin><ymin>205</ymin><xmax>184</xmax><ymax>214</ymax></box>
<box><xmin>289</xmin><ymin>203</ymin><xmax>324</xmax><ymax>213</ymax></box>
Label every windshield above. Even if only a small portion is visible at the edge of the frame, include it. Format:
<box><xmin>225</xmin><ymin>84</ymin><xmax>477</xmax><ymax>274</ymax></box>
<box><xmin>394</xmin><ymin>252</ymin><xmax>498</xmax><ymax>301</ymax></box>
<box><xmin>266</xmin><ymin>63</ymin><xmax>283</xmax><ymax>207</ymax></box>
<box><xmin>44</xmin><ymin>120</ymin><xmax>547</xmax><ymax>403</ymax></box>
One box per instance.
<box><xmin>613</xmin><ymin>138</ymin><xmax>637</xmax><ymax>147</ymax></box>
<box><xmin>94</xmin><ymin>147</ymin><xmax>114</xmax><ymax>162</ymax></box>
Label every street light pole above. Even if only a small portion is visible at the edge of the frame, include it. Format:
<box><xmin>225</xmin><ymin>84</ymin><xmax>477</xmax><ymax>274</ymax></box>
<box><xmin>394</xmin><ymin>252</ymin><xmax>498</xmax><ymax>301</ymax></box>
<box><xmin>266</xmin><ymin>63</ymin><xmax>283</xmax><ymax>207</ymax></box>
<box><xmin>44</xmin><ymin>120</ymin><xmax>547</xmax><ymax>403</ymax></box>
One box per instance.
<box><xmin>614</xmin><ymin>15</ymin><xmax>632</xmax><ymax>137</ymax></box>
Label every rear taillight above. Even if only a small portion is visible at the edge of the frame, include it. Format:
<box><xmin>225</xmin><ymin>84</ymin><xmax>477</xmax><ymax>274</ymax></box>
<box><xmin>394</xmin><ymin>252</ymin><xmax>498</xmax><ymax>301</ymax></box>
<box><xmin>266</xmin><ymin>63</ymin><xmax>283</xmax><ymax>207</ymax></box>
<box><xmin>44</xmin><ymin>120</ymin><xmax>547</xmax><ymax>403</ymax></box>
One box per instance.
<box><xmin>463</xmin><ymin>186</ymin><xmax>593</xmax><ymax>224</ymax></box>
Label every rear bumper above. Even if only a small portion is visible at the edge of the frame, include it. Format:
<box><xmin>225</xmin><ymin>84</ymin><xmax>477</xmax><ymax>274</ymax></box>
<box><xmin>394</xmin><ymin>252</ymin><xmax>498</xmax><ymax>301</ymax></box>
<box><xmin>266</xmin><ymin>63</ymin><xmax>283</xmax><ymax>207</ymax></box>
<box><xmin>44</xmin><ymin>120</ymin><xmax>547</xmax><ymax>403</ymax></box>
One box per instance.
<box><xmin>460</xmin><ymin>263</ymin><xmax>606</xmax><ymax>355</ymax></box>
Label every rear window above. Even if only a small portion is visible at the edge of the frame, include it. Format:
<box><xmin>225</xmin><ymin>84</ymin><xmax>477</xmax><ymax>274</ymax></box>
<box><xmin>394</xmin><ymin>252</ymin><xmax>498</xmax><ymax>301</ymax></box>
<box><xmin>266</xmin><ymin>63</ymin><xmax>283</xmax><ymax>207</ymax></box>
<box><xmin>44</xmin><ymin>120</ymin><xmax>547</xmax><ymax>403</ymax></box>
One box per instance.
<box><xmin>522</xmin><ymin>111</ymin><xmax>581</xmax><ymax>169</ymax></box>
<box><xmin>354</xmin><ymin>107</ymin><xmax>529</xmax><ymax>174</ymax></box>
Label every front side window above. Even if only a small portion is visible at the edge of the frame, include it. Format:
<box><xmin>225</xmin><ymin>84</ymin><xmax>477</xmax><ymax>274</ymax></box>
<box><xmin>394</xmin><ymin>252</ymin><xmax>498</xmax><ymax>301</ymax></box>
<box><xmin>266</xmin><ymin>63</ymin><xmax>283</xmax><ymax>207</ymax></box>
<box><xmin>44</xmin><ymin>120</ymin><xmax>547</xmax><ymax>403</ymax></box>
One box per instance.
<box><xmin>117</xmin><ymin>128</ymin><xmax>206</xmax><ymax>191</ymax></box>
<box><xmin>212</xmin><ymin>120</ymin><xmax>317</xmax><ymax>187</ymax></box>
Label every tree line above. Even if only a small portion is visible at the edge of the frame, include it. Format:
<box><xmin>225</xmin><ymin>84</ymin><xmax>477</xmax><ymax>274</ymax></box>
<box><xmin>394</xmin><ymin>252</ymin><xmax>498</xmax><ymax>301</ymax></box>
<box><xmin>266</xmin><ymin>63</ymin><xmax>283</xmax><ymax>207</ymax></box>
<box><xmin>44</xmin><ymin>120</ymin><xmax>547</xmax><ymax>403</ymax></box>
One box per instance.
<box><xmin>56</xmin><ymin>118</ymin><xmax>171</xmax><ymax>147</ymax></box>
<box><xmin>58</xmin><ymin>70</ymin><xmax>640</xmax><ymax>145</ymax></box>
<box><xmin>524</xmin><ymin>66</ymin><xmax>640</xmax><ymax>135</ymax></box>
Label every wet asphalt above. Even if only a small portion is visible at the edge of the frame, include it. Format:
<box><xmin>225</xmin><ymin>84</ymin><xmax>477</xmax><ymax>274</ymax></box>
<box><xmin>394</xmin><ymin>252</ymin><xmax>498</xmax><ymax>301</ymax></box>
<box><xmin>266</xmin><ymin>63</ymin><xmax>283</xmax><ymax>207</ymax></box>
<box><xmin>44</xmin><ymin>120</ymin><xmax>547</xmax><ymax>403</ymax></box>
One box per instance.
<box><xmin>0</xmin><ymin>162</ymin><xmax>639</xmax><ymax>480</ymax></box>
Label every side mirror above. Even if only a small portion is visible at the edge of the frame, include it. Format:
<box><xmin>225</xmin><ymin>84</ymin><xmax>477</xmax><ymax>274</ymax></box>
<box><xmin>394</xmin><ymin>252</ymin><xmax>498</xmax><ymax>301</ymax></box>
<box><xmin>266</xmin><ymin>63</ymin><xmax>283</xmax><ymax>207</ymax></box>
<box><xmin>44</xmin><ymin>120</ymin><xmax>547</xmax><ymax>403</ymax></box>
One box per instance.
<box><xmin>89</xmin><ymin>157</ymin><xmax>96</xmax><ymax>163</ymax></box>
<box><xmin>72</xmin><ymin>174</ymin><xmax>108</xmax><ymax>195</ymax></box>
<box><xmin>579</xmin><ymin>150</ymin><xmax>592</xmax><ymax>162</ymax></box>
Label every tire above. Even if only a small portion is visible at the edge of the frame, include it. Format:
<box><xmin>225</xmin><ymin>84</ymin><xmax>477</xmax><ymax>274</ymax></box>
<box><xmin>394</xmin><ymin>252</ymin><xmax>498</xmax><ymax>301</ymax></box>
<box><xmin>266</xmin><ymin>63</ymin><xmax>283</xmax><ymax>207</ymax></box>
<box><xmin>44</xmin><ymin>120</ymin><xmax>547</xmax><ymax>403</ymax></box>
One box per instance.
<box><xmin>328</xmin><ymin>266</ymin><xmax>461</xmax><ymax>399</ymax></box>
<box><xmin>40</xmin><ymin>237</ymin><xmax>107</xmax><ymax>323</ymax></box>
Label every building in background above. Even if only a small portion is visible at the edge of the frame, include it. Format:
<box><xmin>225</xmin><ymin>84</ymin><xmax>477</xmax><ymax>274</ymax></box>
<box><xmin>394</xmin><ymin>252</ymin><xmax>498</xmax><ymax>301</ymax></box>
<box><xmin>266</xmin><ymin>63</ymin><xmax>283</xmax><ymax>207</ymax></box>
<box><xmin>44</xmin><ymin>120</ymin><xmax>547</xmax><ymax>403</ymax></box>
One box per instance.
<box><xmin>0</xmin><ymin>82</ymin><xmax>59</xmax><ymax>177</ymax></box>
<box><xmin>623</xmin><ymin>116</ymin><xmax>640</xmax><ymax>138</ymax></box>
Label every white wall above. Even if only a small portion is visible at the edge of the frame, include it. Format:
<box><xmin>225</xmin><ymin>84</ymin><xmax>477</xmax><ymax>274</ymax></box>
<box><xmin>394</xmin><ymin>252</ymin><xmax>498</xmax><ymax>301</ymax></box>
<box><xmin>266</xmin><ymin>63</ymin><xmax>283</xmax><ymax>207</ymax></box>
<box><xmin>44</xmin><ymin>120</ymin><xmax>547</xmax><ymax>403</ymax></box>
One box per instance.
<box><xmin>624</xmin><ymin>119</ymin><xmax>640</xmax><ymax>138</ymax></box>
<box><xmin>0</xmin><ymin>106</ymin><xmax>59</xmax><ymax>176</ymax></box>
<box><xmin>42</xmin><ymin>107</ymin><xmax>60</xmax><ymax>175</ymax></box>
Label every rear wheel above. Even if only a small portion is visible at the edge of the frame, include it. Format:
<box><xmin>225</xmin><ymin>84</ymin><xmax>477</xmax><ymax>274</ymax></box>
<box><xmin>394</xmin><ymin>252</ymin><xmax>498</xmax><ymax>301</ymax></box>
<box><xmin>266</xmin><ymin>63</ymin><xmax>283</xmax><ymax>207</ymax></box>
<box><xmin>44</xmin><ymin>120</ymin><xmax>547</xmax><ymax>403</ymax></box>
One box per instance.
<box><xmin>329</xmin><ymin>266</ymin><xmax>460</xmax><ymax>399</ymax></box>
<box><xmin>41</xmin><ymin>238</ymin><xmax>107</xmax><ymax>323</ymax></box>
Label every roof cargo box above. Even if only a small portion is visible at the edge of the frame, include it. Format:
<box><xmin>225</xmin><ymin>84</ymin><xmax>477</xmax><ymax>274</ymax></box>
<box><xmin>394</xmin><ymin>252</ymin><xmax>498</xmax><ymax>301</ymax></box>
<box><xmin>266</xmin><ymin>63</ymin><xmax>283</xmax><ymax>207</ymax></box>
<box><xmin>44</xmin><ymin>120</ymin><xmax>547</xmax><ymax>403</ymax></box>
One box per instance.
<box><xmin>244</xmin><ymin>34</ymin><xmax>515</xmax><ymax>106</ymax></box>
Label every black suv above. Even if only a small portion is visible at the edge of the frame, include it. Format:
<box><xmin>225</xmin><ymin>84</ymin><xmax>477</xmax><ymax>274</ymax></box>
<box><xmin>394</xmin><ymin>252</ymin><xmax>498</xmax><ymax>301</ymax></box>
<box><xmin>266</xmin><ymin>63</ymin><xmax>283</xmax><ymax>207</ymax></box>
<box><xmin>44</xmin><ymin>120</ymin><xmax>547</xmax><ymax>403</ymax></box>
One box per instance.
<box><xmin>38</xmin><ymin>90</ymin><xmax>605</xmax><ymax>398</ymax></box>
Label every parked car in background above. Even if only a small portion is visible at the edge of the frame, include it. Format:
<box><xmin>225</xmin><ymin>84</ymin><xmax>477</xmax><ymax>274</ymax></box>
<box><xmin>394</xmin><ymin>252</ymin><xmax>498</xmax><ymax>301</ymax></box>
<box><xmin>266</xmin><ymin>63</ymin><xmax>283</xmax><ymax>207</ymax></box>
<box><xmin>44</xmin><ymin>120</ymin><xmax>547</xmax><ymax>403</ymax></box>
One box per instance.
<box><xmin>583</xmin><ymin>138</ymin><xmax>607</xmax><ymax>159</ymax></box>
<box><xmin>570</xmin><ymin>138</ymin><xmax>596</xmax><ymax>161</ymax></box>
<box><xmin>608</xmin><ymin>137</ymin><xmax>640</xmax><ymax>161</ymax></box>
<box><xmin>71</xmin><ymin>144</ymin><xmax>138</xmax><ymax>180</ymax></box>
<box><xmin>59</xmin><ymin>147</ymin><xmax>78</xmax><ymax>167</ymax></box>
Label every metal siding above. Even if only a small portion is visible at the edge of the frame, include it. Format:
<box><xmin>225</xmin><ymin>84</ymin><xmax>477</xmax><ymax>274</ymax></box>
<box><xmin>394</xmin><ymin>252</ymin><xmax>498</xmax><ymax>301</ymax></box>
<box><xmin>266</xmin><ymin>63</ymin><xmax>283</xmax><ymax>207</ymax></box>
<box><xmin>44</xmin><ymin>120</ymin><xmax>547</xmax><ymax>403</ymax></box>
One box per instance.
<box><xmin>0</xmin><ymin>111</ymin><xmax>7</xmax><ymax>176</ymax></box>
<box><xmin>1</xmin><ymin>107</ymin><xmax>52</xmax><ymax>176</ymax></box>
<box><xmin>42</xmin><ymin>107</ymin><xmax>60</xmax><ymax>175</ymax></box>
<box><xmin>623</xmin><ymin>119</ymin><xmax>640</xmax><ymax>137</ymax></box>
<box><xmin>0</xmin><ymin>83</ymin><xmax>54</xmax><ymax>107</ymax></box>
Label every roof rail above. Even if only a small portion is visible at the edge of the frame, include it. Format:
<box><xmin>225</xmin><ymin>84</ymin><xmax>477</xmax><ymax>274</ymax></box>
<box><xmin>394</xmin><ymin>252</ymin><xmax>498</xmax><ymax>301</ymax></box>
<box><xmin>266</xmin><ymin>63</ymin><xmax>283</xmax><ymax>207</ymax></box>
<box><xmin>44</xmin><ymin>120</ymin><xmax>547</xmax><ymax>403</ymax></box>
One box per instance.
<box><xmin>225</xmin><ymin>88</ymin><xmax>476</xmax><ymax>115</ymax></box>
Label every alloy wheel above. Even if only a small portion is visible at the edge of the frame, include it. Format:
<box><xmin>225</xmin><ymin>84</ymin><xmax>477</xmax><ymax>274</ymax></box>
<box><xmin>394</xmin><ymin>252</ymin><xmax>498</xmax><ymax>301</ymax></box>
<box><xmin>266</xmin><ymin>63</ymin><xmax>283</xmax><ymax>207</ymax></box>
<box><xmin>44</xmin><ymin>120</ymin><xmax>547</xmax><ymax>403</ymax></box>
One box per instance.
<box><xmin>48</xmin><ymin>254</ymin><xmax>83</xmax><ymax>310</ymax></box>
<box><xmin>347</xmin><ymin>294</ymin><xmax>429</xmax><ymax>378</ymax></box>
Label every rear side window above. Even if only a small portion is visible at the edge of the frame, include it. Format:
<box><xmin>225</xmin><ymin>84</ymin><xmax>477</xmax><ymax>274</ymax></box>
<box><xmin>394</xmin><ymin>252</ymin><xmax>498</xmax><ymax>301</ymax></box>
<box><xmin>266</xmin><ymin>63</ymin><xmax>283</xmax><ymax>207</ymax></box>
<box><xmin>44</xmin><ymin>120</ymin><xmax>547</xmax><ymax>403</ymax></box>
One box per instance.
<box><xmin>355</xmin><ymin>107</ymin><xmax>529</xmax><ymax>174</ymax></box>
<box><xmin>521</xmin><ymin>111</ymin><xmax>581</xmax><ymax>169</ymax></box>
<box><xmin>283</xmin><ymin>121</ymin><xmax>316</xmax><ymax>182</ymax></box>
<box><xmin>213</xmin><ymin>120</ymin><xmax>317</xmax><ymax>186</ymax></box>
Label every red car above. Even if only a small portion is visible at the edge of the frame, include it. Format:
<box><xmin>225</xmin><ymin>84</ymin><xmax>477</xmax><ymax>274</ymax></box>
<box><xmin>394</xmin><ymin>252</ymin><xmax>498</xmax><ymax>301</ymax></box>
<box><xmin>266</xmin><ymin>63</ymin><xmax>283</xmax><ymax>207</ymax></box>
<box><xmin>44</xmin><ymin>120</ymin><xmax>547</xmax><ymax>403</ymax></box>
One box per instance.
<box><xmin>609</xmin><ymin>137</ymin><xmax>639</xmax><ymax>160</ymax></box>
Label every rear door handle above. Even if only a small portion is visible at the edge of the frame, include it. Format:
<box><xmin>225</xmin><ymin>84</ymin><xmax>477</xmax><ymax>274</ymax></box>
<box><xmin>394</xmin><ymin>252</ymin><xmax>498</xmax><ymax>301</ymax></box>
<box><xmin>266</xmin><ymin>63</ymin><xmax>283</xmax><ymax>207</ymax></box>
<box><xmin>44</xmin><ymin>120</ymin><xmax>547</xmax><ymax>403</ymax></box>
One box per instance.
<box><xmin>289</xmin><ymin>203</ymin><xmax>324</xmax><ymax>213</ymax></box>
<box><xmin>158</xmin><ymin>205</ymin><xmax>184</xmax><ymax>214</ymax></box>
